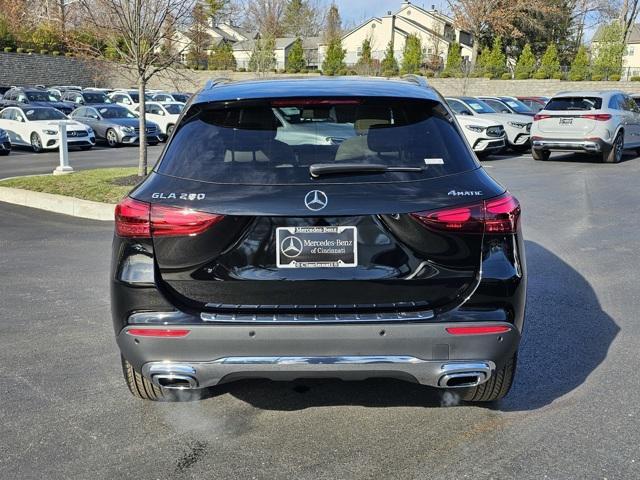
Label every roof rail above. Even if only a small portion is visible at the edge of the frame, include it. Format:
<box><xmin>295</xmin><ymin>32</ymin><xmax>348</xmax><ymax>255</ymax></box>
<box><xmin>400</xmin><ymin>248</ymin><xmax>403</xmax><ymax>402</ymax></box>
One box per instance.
<box><xmin>401</xmin><ymin>74</ymin><xmax>429</xmax><ymax>88</ymax></box>
<box><xmin>205</xmin><ymin>77</ymin><xmax>232</xmax><ymax>89</ymax></box>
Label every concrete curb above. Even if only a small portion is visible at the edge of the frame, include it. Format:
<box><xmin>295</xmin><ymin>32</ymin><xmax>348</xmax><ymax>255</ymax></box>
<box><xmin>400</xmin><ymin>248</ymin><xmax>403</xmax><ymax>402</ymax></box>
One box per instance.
<box><xmin>0</xmin><ymin>186</ymin><xmax>115</xmax><ymax>221</ymax></box>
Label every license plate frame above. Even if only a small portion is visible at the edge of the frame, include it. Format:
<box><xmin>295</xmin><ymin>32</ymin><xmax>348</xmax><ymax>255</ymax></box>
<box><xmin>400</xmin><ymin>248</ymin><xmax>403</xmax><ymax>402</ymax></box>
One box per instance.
<box><xmin>276</xmin><ymin>226</ymin><xmax>358</xmax><ymax>268</ymax></box>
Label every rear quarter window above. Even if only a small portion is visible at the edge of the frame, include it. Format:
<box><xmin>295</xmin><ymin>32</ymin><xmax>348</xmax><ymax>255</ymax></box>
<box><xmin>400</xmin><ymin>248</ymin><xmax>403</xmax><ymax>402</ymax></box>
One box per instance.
<box><xmin>545</xmin><ymin>97</ymin><xmax>602</xmax><ymax>111</ymax></box>
<box><xmin>155</xmin><ymin>97</ymin><xmax>478</xmax><ymax>185</ymax></box>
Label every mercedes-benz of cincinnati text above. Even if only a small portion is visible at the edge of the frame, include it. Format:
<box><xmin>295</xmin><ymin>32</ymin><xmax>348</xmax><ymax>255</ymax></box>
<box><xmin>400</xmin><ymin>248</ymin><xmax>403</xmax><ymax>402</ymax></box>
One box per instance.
<box><xmin>111</xmin><ymin>76</ymin><xmax>526</xmax><ymax>403</ymax></box>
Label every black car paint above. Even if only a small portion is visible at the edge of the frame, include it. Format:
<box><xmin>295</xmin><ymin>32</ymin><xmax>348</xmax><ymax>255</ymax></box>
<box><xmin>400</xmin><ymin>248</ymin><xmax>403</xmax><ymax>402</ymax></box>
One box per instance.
<box><xmin>110</xmin><ymin>78</ymin><xmax>526</xmax><ymax>392</ymax></box>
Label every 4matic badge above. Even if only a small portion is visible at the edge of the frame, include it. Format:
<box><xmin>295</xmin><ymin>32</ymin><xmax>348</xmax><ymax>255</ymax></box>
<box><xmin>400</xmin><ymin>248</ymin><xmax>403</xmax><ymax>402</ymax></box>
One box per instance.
<box><xmin>151</xmin><ymin>192</ymin><xmax>206</xmax><ymax>200</ymax></box>
<box><xmin>447</xmin><ymin>190</ymin><xmax>483</xmax><ymax>196</ymax></box>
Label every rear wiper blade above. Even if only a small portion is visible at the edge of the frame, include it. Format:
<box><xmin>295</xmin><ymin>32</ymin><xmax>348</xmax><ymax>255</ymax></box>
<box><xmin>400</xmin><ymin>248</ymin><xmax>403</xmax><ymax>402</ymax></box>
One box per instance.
<box><xmin>309</xmin><ymin>163</ymin><xmax>423</xmax><ymax>178</ymax></box>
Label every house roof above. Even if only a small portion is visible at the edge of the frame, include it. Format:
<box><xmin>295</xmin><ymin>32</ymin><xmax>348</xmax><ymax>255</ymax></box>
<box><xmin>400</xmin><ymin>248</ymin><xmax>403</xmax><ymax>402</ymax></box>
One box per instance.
<box><xmin>593</xmin><ymin>24</ymin><xmax>640</xmax><ymax>44</ymax></box>
<box><xmin>232</xmin><ymin>37</ymin><xmax>298</xmax><ymax>51</ymax></box>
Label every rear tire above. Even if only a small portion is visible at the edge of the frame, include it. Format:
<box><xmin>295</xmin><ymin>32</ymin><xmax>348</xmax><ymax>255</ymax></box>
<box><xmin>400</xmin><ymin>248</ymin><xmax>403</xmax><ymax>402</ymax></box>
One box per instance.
<box><xmin>165</xmin><ymin>124</ymin><xmax>174</xmax><ymax>141</ymax></box>
<box><xmin>532</xmin><ymin>149</ymin><xmax>550</xmax><ymax>161</ymax></box>
<box><xmin>0</xmin><ymin>150</ymin><xmax>9</xmax><ymax>156</ymax></box>
<box><xmin>459</xmin><ymin>353</ymin><xmax>517</xmax><ymax>403</ymax></box>
<box><xmin>121</xmin><ymin>356</ymin><xmax>202</xmax><ymax>401</ymax></box>
<box><xmin>604</xmin><ymin>132</ymin><xmax>623</xmax><ymax>163</ymax></box>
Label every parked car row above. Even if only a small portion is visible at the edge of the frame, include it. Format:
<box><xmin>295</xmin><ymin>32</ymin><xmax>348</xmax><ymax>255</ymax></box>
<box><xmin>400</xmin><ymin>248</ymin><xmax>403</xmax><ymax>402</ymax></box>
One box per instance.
<box><xmin>0</xmin><ymin>85</ymin><xmax>191</xmax><ymax>154</ymax></box>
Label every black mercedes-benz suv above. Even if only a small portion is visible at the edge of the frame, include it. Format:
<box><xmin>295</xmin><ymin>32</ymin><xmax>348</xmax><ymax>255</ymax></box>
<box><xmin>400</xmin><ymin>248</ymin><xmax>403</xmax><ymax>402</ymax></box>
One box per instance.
<box><xmin>111</xmin><ymin>76</ymin><xmax>526</xmax><ymax>403</ymax></box>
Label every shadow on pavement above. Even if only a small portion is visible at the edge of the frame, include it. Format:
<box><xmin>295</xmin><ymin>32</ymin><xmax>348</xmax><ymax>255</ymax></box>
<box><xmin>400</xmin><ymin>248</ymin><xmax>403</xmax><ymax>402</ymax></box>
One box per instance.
<box><xmin>205</xmin><ymin>241</ymin><xmax>618</xmax><ymax>411</ymax></box>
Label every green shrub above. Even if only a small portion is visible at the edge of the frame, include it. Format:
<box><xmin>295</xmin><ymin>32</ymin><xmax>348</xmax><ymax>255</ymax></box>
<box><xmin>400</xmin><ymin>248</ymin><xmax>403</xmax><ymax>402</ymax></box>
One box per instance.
<box><xmin>552</xmin><ymin>72</ymin><xmax>564</xmax><ymax>80</ymax></box>
<box><xmin>515</xmin><ymin>72</ymin><xmax>529</xmax><ymax>80</ymax></box>
<box><xmin>439</xmin><ymin>71</ymin><xmax>451</xmax><ymax>78</ymax></box>
<box><xmin>501</xmin><ymin>72</ymin><xmax>512</xmax><ymax>80</ymax></box>
<box><xmin>591</xmin><ymin>74</ymin><xmax>604</xmax><ymax>81</ymax></box>
<box><xmin>322</xmin><ymin>38</ymin><xmax>346</xmax><ymax>76</ymax></box>
<box><xmin>237</xmin><ymin>67</ymin><xmax>246</xmax><ymax>72</ymax></box>
<box><xmin>423</xmin><ymin>70</ymin><xmax>435</xmax><ymax>77</ymax></box>
<box><xmin>537</xmin><ymin>44</ymin><xmax>561</xmax><ymax>79</ymax></box>
<box><xmin>630</xmin><ymin>76</ymin><xmax>640</xmax><ymax>81</ymax></box>
<box><xmin>484</xmin><ymin>73</ymin><xmax>493</xmax><ymax>79</ymax></box>
<box><xmin>348</xmin><ymin>69</ymin><xmax>357</xmax><ymax>75</ymax></box>
<box><xmin>3</xmin><ymin>47</ymin><xmax>12</xmax><ymax>53</ymax></box>
<box><xmin>52</xmin><ymin>50</ymin><xmax>61</xmax><ymax>56</ymax></box>
<box><xmin>65</xmin><ymin>52</ymin><xmax>74</xmax><ymax>57</ymax></box>
<box><xmin>338</xmin><ymin>68</ymin><xmax>348</xmax><ymax>76</ymax></box>
<box><xmin>532</xmin><ymin>71</ymin><xmax>547</xmax><ymax>79</ymax></box>
<box><xmin>381</xmin><ymin>41</ymin><xmax>399</xmax><ymax>76</ymax></box>
<box><xmin>382</xmin><ymin>69</ymin><xmax>396</xmax><ymax>77</ymax></box>
<box><xmin>299</xmin><ymin>69</ymin><xmax>309</xmax><ymax>74</ymax></box>
<box><xmin>514</xmin><ymin>43</ymin><xmax>536</xmax><ymax>79</ymax></box>
<box><xmin>568</xmin><ymin>45</ymin><xmax>590</xmax><ymax>82</ymax></box>
<box><xmin>16</xmin><ymin>47</ymin><xmax>25</xmax><ymax>53</ymax></box>
<box><xmin>609</xmin><ymin>74</ymin><xmax>621</xmax><ymax>81</ymax></box>
<box><xmin>26</xmin><ymin>48</ymin><xmax>34</xmax><ymax>54</ymax></box>
<box><xmin>40</xmin><ymin>49</ymin><xmax>48</xmax><ymax>55</ymax></box>
<box><xmin>400</xmin><ymin>34</ymin><xmax>422</xmax><ymax>74</ymax></box>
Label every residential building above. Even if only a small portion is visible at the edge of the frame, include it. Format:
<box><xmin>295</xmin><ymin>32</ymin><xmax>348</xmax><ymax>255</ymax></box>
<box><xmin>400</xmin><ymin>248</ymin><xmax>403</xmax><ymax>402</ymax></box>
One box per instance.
<box><xmin>324</xmin><ymin>1</ymin><xmax>476</xmax><ymax>70</ymax></box>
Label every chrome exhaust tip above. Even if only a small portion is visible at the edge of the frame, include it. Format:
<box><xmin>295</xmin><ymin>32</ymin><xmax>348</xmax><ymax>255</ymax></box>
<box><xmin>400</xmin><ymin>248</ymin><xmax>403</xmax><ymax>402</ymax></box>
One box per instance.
<box><xmin>151</xmin><ymin>373</ymin><xmax>198</xmax><ymax>390</ymax></box>
<box><xmin>147</xmin><ymin>363</ymin><xmax>199</xmax><ymax>390</ymax></box>
<box><xmin>437</xmin><ymin>362</ymin><xmax>492</xmax><ymax>388</ymax></box>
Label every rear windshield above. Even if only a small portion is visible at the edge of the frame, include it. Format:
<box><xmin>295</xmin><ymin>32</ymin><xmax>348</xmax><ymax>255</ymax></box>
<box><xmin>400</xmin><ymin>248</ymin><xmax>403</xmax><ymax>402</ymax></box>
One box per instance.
<box><xmin>83</xmin><ymin>92</ymin><xmax>107</xmax><ymax>103</ymax></box>
<box><xmin>546</xmin><ymin>97</ymin><xmax>602</xmax><ymax>111</ymax></box>
<box><xmin>156</xmin><ymin>98</ymin><xmax>478</xmax><ymax>185</ymax></box>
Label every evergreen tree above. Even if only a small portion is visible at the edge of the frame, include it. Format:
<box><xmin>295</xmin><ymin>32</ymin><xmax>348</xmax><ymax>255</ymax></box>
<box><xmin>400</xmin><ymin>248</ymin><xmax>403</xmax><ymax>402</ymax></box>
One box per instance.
<box><xmin>381</xmin><ymin>40</ymin><xmax>399</xmax><ymax>76</ymax></box>
<box><xmin>186</xmin><ymin>3</ymin><xmax>211</xmax><ymax>70</ymax></box>
<box><xmin>286</xmin><ymin>37</ymin><xmax>306</xmax><ymax>72</ymax></box>
<box><xmin>514</xmin><ymin>43</ymin><xmax>536</xmax><ymax>79</ymax></box>
<box><xmin>208</xmin><ymin>41</ymin><xmax>236</xmax><ymax>70</ymax></box>
<box><xmin>592</xmin><ymin>23</ymin><xmax>625</xmax><ymax>80</ymax></box>
<box><xmin>355</xmin><ymin>37</ymin><xmax>374</xmax><ymax>74</ymax></box>
<box><xmin>282</xmin><ymin>0</ymin><xmax>320</xmax><ymax>38</ymax></box>
<box><xmin>322</xmin><ymin>38</ymin><xmax>345</xmax><ymax>75</ymax></box>
<box><xmin>487</xmin><ymin>36</ymin><xmax>506</xmax><ymax>78</ymax></box>
<box><xmin>324</xmin><ymin>3</ymin><xmax>342</xmax><ymax>43</ymax></box>
<box><xmin>568</xmin><ymin>45</ymin><xmax>590</xmax><ymax>81</ymax></box>
<box><xmin>443</xmin><ymin>42</ymin><xmax>462</xmax><ymax>76</ymax></box>
<box><xmin>401</xmin><ymin>33</ymin><xmax>422</xmax><ymax>75</ymax></box>
<box><xmin>474</xmin><ymin>46</ymin><xmax>491</xmax><ymax>76</ymax></box>
<box><xmin>534</xmin><ymin>43</ymin><xmax>561</xmax><ymax>79</ymax></box>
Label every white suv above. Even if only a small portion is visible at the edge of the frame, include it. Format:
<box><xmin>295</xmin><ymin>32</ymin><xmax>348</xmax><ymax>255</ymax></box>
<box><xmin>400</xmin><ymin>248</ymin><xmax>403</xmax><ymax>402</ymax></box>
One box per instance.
<box><xmin>454</xmin><ymin>115</ymin><xmax>506</xmax><ymax>158</ymax></box>
<box><xmin>530</xmin><ymin>91</ymin><xmax>640</xmax><ymax>163</ymax></box>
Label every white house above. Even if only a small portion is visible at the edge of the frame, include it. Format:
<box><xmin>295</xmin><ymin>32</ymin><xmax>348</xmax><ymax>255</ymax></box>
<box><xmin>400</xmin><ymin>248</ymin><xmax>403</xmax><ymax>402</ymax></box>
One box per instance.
<box><xmin>324</xmin><ymin>1</ymin><xmax>476</xmax><ymax>70</ymax></box>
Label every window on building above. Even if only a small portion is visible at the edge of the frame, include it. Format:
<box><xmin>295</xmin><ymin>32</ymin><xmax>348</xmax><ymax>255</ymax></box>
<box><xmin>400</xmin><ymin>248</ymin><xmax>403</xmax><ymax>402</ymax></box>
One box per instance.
<box><xmin>627</xmin><ymin>46</ymin><xmax>635</xmax><ymax>56</ymax></box>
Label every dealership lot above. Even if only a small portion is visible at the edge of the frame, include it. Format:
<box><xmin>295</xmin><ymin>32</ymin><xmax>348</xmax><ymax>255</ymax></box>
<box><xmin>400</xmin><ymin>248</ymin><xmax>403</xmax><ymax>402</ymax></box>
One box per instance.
<box><xmin>2</xmin><ymin>150</ymin><xmax>640</xmax><ymax>479</ymax></box>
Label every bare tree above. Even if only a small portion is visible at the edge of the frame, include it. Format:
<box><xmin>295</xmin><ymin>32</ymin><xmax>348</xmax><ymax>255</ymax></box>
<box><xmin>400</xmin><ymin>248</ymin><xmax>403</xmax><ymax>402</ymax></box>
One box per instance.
<box><xmin>243</xmin><ymin>0</ymin><xmax>286</xmax><ymax>36</ymax></box>
<box><xmin>618</xmin><ymin>0</ymin><xmax>640</xmax><ymax>43</ymax></box>
<box><xmin>79</xmin><ymin>0</ymin><xmax>195</xmax><ymax>176</ymax></box>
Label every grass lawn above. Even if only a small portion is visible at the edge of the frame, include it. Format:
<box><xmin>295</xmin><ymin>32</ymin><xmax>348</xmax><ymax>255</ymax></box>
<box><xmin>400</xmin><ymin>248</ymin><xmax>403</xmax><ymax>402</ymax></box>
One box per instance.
<box><xmin>0</xmin><ymin>168</ymin><xmax>141</xmax><ymax>204</ymax></box>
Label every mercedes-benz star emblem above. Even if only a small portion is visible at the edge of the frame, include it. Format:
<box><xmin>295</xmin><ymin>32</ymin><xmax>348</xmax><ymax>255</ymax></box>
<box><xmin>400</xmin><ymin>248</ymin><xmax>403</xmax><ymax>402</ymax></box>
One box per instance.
<box><xmin>280</xmin><ymin>236</ymin><xmax>303</xmax><ymax>258</ymax></box>
<box><xmin>304</xmin><ymin>190</ymin><xmax>328</xmax><ymax>211</ymax></box>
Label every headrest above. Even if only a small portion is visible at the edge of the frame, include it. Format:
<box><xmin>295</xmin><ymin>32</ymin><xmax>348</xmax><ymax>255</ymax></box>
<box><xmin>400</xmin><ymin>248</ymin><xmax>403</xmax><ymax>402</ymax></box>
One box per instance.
<box><xmin>367</xmin><ymin>124</ymin><xmax>405</xmax><ymax>153</ymax></box>
<box><xmin>354</xmin><ymin>105</ymin><xmax>391</xmax><ymax>134</ymax></box>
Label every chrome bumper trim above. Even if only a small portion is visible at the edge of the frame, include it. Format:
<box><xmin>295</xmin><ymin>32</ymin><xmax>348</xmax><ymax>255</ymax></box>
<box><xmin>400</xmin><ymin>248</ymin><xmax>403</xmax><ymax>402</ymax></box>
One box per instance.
<box><xmin>142</xmin><ymin>358</ymin><xmax>495</xmax><ymax>389</ymax></box>
<box><xmin>200</xmin><ymin>309</ymin><xmax>435</xmax><ymax>324</ymax></box>
<box><xmin>532</xmin><ymin>139</ymin><xmax>602</xmax><ymax>152</ymax></box>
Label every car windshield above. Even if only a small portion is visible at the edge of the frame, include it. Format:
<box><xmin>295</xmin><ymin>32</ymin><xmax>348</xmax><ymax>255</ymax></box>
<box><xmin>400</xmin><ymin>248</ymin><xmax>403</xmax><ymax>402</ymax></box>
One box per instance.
<box><xmin>99</xmin><ymin>106</ymin><xmax>137</xmax><ymax>119</ymax></box>
<box><xmin>83</xmin><ymin>92</ymin><xmax>107</xmax><ymax>103</ymax></box>
<box><xmin>460</xmin><ymin>98</ymin><xmax>496</xmax><ymax>114</ymax></box>
<box><xmin>24</xmin><ymin>108</ymin><xmax>66</xmax><ymax>121</ymax></box>
<box><xmin>156</xmin><ymin>97</ymin><xmax>477</xmax><ymax>185</ymax></box>
<box><xmin>164</xmin><ymin>104</ymin><xmax>183</xmax><ymax>115</ymax></box>
<box><xmin>500</xmin><ymin>98</ymin><xmax>533</xmax><ymax>114</ymax></box>
<box><xmin>26</xmin><ymin>91</ymin><xmax>57</xmax><ymax>102</ymax></box>
<box><xmin>545</xmin><ymin>97</ymin><xmax>603</xmax><ymax>111</ymax></box>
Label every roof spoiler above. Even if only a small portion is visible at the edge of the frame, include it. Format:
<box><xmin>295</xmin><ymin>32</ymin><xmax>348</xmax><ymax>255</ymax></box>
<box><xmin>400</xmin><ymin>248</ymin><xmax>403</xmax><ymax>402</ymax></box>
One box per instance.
<box><xmin>205</xmin><ymin>77</ymin><xmax>232</xmax><ymax>89</ymax></box>
<box><xmin>401</xmin><ymin>74</ymin><xmax>429</xmax><ymax>89</ymax></box>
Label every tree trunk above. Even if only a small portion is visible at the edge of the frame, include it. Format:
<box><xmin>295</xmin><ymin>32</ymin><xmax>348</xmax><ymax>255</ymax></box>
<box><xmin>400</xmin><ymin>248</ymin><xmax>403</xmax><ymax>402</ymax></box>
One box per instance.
<box><xmin>138</xmin><ymin>77</ymin><xmax>148</xmax><ymax>177</ymax></box>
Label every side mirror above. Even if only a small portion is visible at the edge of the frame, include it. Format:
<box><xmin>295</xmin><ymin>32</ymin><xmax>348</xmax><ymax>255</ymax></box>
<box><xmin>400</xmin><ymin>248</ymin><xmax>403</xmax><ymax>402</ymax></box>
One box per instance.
<box><xmin>502</xmin><ymin>109</ymin><xmax>510</xmax><ymax>114</ymax></box>
<box><xmin>461</xmin><ymin>110</ymin><xmax>472</xmax><ymax>116</ymax></box>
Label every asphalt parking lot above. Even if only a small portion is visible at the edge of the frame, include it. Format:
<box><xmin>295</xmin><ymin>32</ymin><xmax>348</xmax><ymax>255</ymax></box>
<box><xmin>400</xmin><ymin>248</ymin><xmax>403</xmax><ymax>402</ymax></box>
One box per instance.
<box><xmin>0</xmin><ymin>143</ymin><xmax>164</xmax><ymax>179</ymax></box>
<box><xmin>2</xmin><ymin>149</ymin><xmax>640</xmax><ymax>479</ymax></box>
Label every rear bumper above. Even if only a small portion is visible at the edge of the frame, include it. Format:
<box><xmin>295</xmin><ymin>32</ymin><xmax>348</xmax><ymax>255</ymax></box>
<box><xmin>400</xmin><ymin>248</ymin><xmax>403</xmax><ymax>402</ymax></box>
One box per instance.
<box><xmin>532</xmin><ymin>138</ymin><xmax>608</xmax><ymax>153</ymax></box>
<box><xmin>117</xmin><ymin>321</ymin><xmax>520</xmax><ymax>388</ymax></box>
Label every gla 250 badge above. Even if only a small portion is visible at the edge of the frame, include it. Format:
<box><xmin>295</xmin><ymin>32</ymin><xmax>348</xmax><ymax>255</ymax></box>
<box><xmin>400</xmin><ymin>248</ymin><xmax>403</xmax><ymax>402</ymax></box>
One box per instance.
<box><xmin>151</xmin><ymin>192</ymin><xmax>206</xmax><ymax>200</ymax></box>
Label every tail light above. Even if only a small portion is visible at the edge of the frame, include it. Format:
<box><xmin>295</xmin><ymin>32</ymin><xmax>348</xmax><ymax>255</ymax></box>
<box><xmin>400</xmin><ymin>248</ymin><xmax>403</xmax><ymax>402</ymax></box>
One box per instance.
<box><xmin>115</xmin><ymin>197</ymin><xmax>224</xmax><ymax>238</ymax></box>
<box><xmin>411</xmin><ymin>193</ymin><xmax>520</xmax><ymax>234</ymax></box>
<box><xmin>533</xmin><ymin>113</ymin><xmax>552</xmax><ymax>121</ymax></box>
<box><xmin>580</xmin><ymin>113</ymin><xmax>611</xmax><ymax>121</ymax></box>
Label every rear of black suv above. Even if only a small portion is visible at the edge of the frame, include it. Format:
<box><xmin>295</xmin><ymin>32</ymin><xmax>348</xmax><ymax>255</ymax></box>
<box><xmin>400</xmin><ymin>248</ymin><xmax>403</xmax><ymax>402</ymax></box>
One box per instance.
<box><xmin>111</xmin><ymin>77</ymin><xmax>526</xmax><ymax>402</ymax></box>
